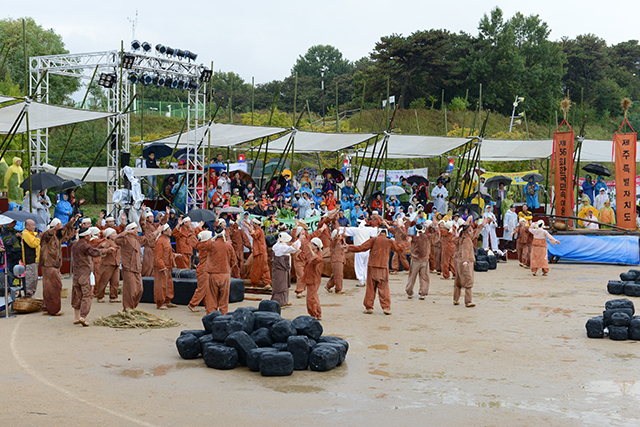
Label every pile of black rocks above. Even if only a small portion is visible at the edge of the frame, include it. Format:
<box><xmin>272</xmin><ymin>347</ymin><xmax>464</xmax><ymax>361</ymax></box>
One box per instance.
<box><xmin>586</xmin><ymin>298</ymin><xmax>640</xmax><ymax>341</ymax></box>
<box><xmin>176</xmin><ymin>300</ymin><xmax>348</xmax><ymax>376</ymax></box>
<box><xmin>607</xmin><ymin>270</ymin><xmax>640</xmax><ymax>297</ymax></box>
<box><xmin>474</xmin><ymin>248</ymin><xmax>497</xmax><ymax>272</ymax></box>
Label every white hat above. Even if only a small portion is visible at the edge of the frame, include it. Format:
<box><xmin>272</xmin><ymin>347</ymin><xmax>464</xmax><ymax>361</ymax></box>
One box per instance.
<box><xmin>310</xmin><ymin>237</ymin><xmax>323</xmax><ymax>249</ymax></box>
<box><xmin>424</xmin><ymin>219</ymin><xmax>433</xmax><ymax>228</ymax></box>
<box><xmin>372</xmin><ymin>210</ymin><xmax>379</xmax><ymax>215</ymax></box>
<box><xmin>90</xmin><ymin>226</ymin><xmax>100</xmax><ymax>236</ymax></box>
<box><xmin>251</xmin><ymin>217</ymin><xmax>262</xmax><ymax>225</ymax></box>
<box><xmin>331</xmin><ymin>229</ymin><xmax>339</xmax><ymax>239</ymax></box>
<box><xmin>105</xmin><ymin>216</ymin><xmax>115</xmax><ymax>222</ymax></box>
<box><xmin>103</xmin><ymin>228</ymin><xmax>116</xmax><ymax>238</ymax></box>
<box><xmin>81</xmin><ymin>218</ymin><xmax>91</xmax><ymax>225</ymax></box>
<box><xmin>444</xmin><ymin>220</ymin><xmax>453</xmax><ymax>230</ymax></box>
<box><xmin>183</xmin><ymin>217</ymin><xmax>191</xmax><ymax>223</ymax></box>
<box><xmin>145</xmin><ymin>211</ymin><xmax>154</xmax><ymax>218</ymax></box>
<box><xmin>78</xmin><ymin>227</ymin><xmax>91</xmax><ymax>237</ymax></box>
<box><xmin>161</xmin><ymin>223</ymin><xmax>170</xmax><ymax>233</ymax></box>
<box><xmin>198</xmin><ymin>230</ymin><xmax>213</xmax><ymax>242</ymax></box>
<box><xmin>519</xmin><ymin>218</ymin><xmax>526</xmax><ymax>224</ymax></box>
<box><xmin>217</xmin><ymin>218</ymin><xmax>226</xmax><ymax>225</ymax></box>
<box><xmin>456</xmin><ymin>218</ymin><xmax>465</xmax><ymax>227</ymax></box>
<box><xmin>297</xmin><ymin>219</ymin><xmax>308</xmax><ymax>229</ymax></box>
<box><xmin>278</xmin><ymin>232</ymin><xmax>292</xmax><ymax>243</ymax></box>
<box><xmin>125</xmin><ymin>222</ymin><xmax>138</xmax><ymax>231</ymax></box>
<box><xmin>48</xmin><ymin>218</ymin><xmax>62</xmax><ymax>230</ymax></box>
<box><xmin>536</xmin><ymin>219</ymin><xmax>545</xmax><ymax>229</ymax></box>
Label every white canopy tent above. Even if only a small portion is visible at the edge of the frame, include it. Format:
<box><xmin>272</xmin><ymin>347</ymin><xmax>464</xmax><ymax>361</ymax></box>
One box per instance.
<box><xmin>0</xmin><ymin>101</ymin><xmax>114</xmax><ymax>133</ymax></box>
<box><xmin>264</xmin><ymin>130</ymin><xmax>377</xmax><ymax>153</ymax></box>
<box><xmin>0</xmin><ymin>96</ymin><xmax>15</xmax><ymax>104</ymax></box>
<box><xmin>359</xmin><ymin>135</ymin><xmax>471</xmax><ymax>158</ymax></box>
<box><xmin>479</xmin><ymin>139</ymin><xmax>554</xmax><ymax>161</ymax></box>
<box><xmin>42</xmin><ymin>163</ymin><xmax>184</xmax><ymax>183</ymax></box>
<box><xmin>150</xmin><ymin>123</ymin><xmax>290</xmax><ymax>148</ymax></box>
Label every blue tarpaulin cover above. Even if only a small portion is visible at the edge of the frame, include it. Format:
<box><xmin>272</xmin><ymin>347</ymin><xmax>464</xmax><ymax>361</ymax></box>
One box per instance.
<box><xmin>548</xmin><ymin>234</ymin><xmax>640</xmax><ymax>265</ymax></box>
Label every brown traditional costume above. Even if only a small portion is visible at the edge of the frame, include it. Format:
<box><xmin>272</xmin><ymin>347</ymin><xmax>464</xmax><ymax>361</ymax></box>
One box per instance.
<box><xmin>325</xmin><ymin>230</ymin><xmax>346</xmax><ymax>293</ymax></box>
<box><xmin>390</xmin><ymin>222</ymin><xmax>411</xmax><ymax>273</ymax></box>
<box><xmin>40</xmin><ymin>219</ymin><xmax>77</xmax><ymax>315</ymax></box>
<box><xmin>70</xmin><ymin>239</ymin><xmax>102</xmax><ymax>321</ymax></box>
<box><xmin>186</xmin><ymin>228</ymin><xmax>215</xmax><ymax>312</ymax></box>
<box><xmin>154</xmin><ymin>232</ymin><xmax>176</xmax><ymax>308</ymax></box>
<box><xmin>529</xmin><ymin>224</ymin><xmax>560</xmax><ymax>275</ymax></box>
<box><xmin>452</xmin><ymin>222</ymin><xmax>485</xmax><ymax>306</ymax></box>
<box><xmin>141</xmin><ymin>212</ymin><xmax>167</xmax><ymax>276</ymax></box>
<box><xmin>172</xmin><ymin>222</ymin><xmax>192</xmax><ymax>269</ymax></box>
<box><xmin>249</xmin><ymin>226</ymin><xmax>271</xmax><ymax>287</ymax></box>
<box><xmin>405</xmin><ymin>225</ymin><xmax>440</xmax><ymax>298</ymax></box>
<box><xmin>114</xmin><ymin>229</ymin><xmax>155</xmax><ymax>310</ymax></box>
<box><xmin>300</xmin><ymin>241</ymin><xmax>324</xmax><ymax>319</ymax></box>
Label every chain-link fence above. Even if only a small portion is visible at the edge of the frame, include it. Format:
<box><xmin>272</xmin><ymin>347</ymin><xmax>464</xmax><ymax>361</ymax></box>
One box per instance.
<box><xmin>134</xmin><ymin>101</ymin><xmax>190</xmax><ymax>117</ymax></box>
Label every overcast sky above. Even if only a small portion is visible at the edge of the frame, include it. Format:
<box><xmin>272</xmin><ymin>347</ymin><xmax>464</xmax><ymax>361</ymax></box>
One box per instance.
<box><xmin>3</xmin><ymin>1</ymin><xmax>638</xmax><ymax>85</ymax></box>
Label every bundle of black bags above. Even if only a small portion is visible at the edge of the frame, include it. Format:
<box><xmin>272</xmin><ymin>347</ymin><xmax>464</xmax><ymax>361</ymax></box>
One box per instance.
<box><xmin>585</xmin><ymin>298</ymin><xmax>640</xmax><ymax>341</ymax></box>
<box><xmin>175</xmin><ymin>300</ymin><xmax>348</xmax><ymax>376</ymax></box>
<box><xmin>607</xmin><ymin>269</ymin><xmax>640</xmax><ymax>297</ymax></box>
<box><xmin>474</xmin><ymin>248</ymin><xmax>497</xmax><ymax>272</ymax></box>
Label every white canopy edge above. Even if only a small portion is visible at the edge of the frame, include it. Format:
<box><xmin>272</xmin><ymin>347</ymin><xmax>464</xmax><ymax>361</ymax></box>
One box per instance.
<box><xmin>479</xmin><ymin>139</ymin><xmax>553</xmax><ymax>161</ymax></box>
<box><xmin>0</xmin><ymin>101</ymin><xmax>114</xmax><ymax>134</ymax></box>
<box><xmin>150</xmin><ymin>123</ymin><xmax>290</xmax><ymax>148</ymax></box>
<box><xmin>42</xmin><ymin>163</ymin><xmax>185</xmax><ymax>183</ymax></box>
<box><xmin>359</xmin><ymin>135</ymin><xmax>471</xmax><ymax>158</ymax></box>
<box><xmin>264</xmin><ymin>130</ymin><xmax>377</xmax><ymax>153</ymax></box>
<box><xmin>0</xmin><ymin>96</ymin><xmax>16</xmax><ymax>104</ymax></box>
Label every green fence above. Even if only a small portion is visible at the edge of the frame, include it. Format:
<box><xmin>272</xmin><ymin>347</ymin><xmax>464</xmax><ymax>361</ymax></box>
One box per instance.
<box><xmin>134</xmin><ymin>101</ymin><xmax>190</xmax><ymax>118</ymax></box>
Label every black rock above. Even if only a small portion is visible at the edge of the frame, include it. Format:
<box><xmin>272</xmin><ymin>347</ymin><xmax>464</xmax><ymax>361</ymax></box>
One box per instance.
<box><xmin>620</xmin><ymin>271</ymin><xmax>637</xmax><ymax>281</ymax></box>
<box><xmin>629</xmin><ymin>317</ymin><xmax>640</xmax><ymax>340</ymax></box>
<box><xmin>246</xmin><ymin>347</ymin><xmax>279</xmax><ymax>372</ymax></box>
<box><xmin>225</xmin><ymin>331</ymin><xmax>258</xmax><ymax>366</ymax></box>
<box><xmin>250</xmin><ymin>327</ymin><xmax>273</xmax><ymax>348</ymax></box>
<box><xmin>292</xmin><ymin>316</ymin><xmax>323</xmax><ymax>340</ymax></box>
<box><xmin>608</xmin><ymin>325</ymin><xmax>628</xmax><ymax>341</ymax></box>
<box><xmin>475</xmin><ymin>255</ymin><xmax>488</xmax><ymax>263</ymax></box>
<box><xmin>477</xmin><ymin>248</ymin><xmax>487</xmax><ymax>257</ymax></box>
<box><xmin>605</xmin><ymin>298</ymin><xmax>635</xmax><ymax>314</ymax></box>
<box><xmin>199</xmin><ymin>334</ymin><xmax>215</xmax><ymax>345</ymax></box>
<box><xmin>486</xmin><ymin>254</ymin><xmax>497</xmax><ymax>270</ymax></box>
<box><xmin>229</xmin><ymin>278</ymin><xmax>245</xmax><ymax>303</ymax></box>
<box><xmin>247</xmin><ymin>306</ymin><xmax>259</xmax><ymax>312</ymax></box>
<box><xmin>474</xmin><ymin>260</ymin><xmax>489</xmax><ymax>272</ymax></box>
<box><xmin>272</xmin><ymin>342</ymin><xmax>289</xmax><ymax>351</ymax></box>
<box><xmin>611</xmin><ymin>312</ymin><xmax>631</xmax><ymax>326</ymax></box>
<box><xmin>201</xmin><ymin>310</ymin><xmax>223</xmax><ymax>332</ymax></box>
<box><xmin>202</xmin><ymin>344</ymin><xmax>238</xmax><ymax>369</ymax></box>
<box><xmin>315</xmin><ymin>342</ymin><xmax>346</xmax><ymax>366</ymax></box>
<box><xmin>232</xmin><ymin>308</ymin><xmax>255</xmax><ymax>335</ymax></box>
<box><xmin>624</xmin><ymin>283</ymin><xmax>640</xmax><ymax>297</ymax></box>
<box><xmin>607</xmin><ymin>280</ymin><xmax>625</xmax><ymax>295</ymax></box>
<box><xmin>287</xmin><ymin>335</ymin><xmax>311</xmax><ymax>370</ymax></box>
<box><xmin>180</xmin><ymin>329</ymin><xmax>208</xmax><ymax>338</ymax></box>
<box><xmin>308</xmin><ymin>345</ymin><xmax>339</xmax><ymax>372</ymax></box>
<box><xmin>603</xmin><ymin>308</ymin><xmax>634</xmax><ymax>327</ymax></box>
<box><xmin>253</xmin><ymin>311</ymin><xmax>282</xmax><ymax>330</ymax></box>
<box><xmin>211</xmin><ymin>316</ymin><xmax>244</xmax><ymax>342</ymax></box>
<box><xmin>258</xmin><ymin>300</ymin><xmax>282</xmax><ymax>314</ymax></box>
<box><xmin>259</xmin><ymin>351</ymin><xmax>294</xmax><ymax>376</ymax></box>
<box><xmin>308</xmin><ymin>339</ymin><xmax>317</xmax><ymax>348</ymax></box>
<box><xmin>585</xmin><ymin>316</ymin><xmax>604</xmax><ymax>339</ymax></box>
<box><xmin>271</xmin><ymin>319</ymin><xmax>297</xmax><ymax>343</ymax></box>
<box><xmin>176</xmin><ymin>334</ymin><xmax>202</xmax><ymax>359</ymax></box>
<box><xmin>172</xmin><ymin>268</ymin><xmax>197</xmax><ymax>279</ymax></box>
<box><xmin>318</xmin><ymin>336</ymin><xmax>349</xmax><ymax>354</ymax></box>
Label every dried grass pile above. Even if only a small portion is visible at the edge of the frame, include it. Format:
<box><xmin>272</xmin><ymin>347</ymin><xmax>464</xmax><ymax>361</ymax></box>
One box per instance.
<box><xmin>94</xmin><ymin>309</ymin><xmax>181</xmax><ymax>329</ymax></box>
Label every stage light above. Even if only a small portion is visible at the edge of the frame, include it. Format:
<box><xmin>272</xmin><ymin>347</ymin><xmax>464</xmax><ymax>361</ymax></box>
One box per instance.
<box><xmin>98</xmin><ymin>72</ymin><xmax>117</xmax><ymax>88</ymax></box>
<box><xmin>199</xmin><ymin>68</ymin><xmax>212</xmax><ymax>83</ymax></box>
<box><xmin>170</xmin><ymin>79</ymin><xmax>179</xmax><ymax>89</ymax></box>
<box><xmin>164</xmin><ymin>77</ymin><xmax>173</xmax><ymax>88</ymax></box>
<box><xmin>185</xmin><ymin>51</ymin><xmax>197</xmax><ymax>61</ymax></box>
<box><xmin>176</xmin><ymin>49</ymin><xmax>187</xmax><ymax>59</ymax></box>
<box><xmin>153</xmin><ymin>75</ymin><xmax>166</xmax><ymax>87</ymax></box>
<box><xmin>128</xmin><ymin>73</ymin><xmax>139</xmax><ymax>84</ymax></box>
<box><xmin>131</xmin><ymin>40</ymin><xmax>140</xmax><ymax>50</ymax></box>
<box><xmin>142</xmin><ymin>74</ymin><xmax>153</xmax><ymax>86</ymax></box>
<box><xmin>155</xmin><ymin>44</ymin><xmax>166</xmax><ymax>54</ymax></box>
<box><xmin>187</xmin><ymin>81</ymin><xmax>199</xmax><ymax>91</ymax></box>
<box><xmin>165</xmin><ymin>46</ymin><xmax>176</xmax><ymax>56</ymax></box>
<box><xmin>122</xmin><ymin>53</ymin><xmax>135</xmax><ymax>69</ymax></box>
<box><xmin>176</xmin><ymin>80</ymin><xmax>185</xmax><ymax>90</ymax></box>
<box><xmin>142</xmin><ymin>42</ymin><xmax>151</xmax><ymax>52</ymax></box>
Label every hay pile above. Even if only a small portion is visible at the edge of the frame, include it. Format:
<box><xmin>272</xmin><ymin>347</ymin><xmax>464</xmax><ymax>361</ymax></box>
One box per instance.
<box><xmin>94</xmin><ymin>309</ymin><xmax>181</xmax><ymax>329</ymax></box>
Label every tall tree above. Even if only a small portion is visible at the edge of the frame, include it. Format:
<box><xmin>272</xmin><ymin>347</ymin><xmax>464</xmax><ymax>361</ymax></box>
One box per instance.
<box><xmin>291</xmin><ymin>45</ymin><xmax>354</xmax><ymax>86</ymax></box>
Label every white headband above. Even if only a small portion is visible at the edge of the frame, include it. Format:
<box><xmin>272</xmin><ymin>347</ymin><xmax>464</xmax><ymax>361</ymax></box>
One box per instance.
<box><xmin>103</xmin><ymin>228</ymin><xmax>116</xmax><ymax>238</ymax></box>
<box><xmin>125</xmin><ymin>223</ymin><xmax>138</xmax><ymax>231</ymax></box>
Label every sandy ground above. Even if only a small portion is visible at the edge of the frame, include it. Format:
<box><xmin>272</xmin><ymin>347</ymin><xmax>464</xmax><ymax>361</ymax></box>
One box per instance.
<box><xmin>1</xmin><ymin>261</ymin><xmax>639</xmax><ymax>427</ymax></box>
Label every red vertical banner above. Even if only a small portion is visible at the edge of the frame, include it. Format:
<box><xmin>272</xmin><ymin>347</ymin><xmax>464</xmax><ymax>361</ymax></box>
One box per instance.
<box><xmin>614</xmin><ymin>132</ymin><xmax>637</xmax><ymax>230</ymax></box>
<box><xmin>553</xmin><ymin>130</ymin><xmax>574</xmax><ymax>225</ymax></box>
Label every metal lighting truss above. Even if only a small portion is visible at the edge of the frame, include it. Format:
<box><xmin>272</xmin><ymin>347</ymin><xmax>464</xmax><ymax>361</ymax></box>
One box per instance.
<box><xmin>30</xmin><ymin>49</ymin><xmax>206</xmax><ymax>212</ymax></box>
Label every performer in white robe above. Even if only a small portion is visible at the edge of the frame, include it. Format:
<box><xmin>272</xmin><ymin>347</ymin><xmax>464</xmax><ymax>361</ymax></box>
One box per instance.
<box><xmin>431</xmin><ymin>182</ymin><xmax>448</xmax><ymax>214</ymax></box>
<box><xmin>341</xmin><ymin>220</ymin><xmax>378</xmax><ymax>287</ymax></box>
<box><xmin>480</xmin><ymin>205</ymin><xmax>500</xmax><ymax>252</ymax></box>
<box><xmin>501</xmin><ymin>204</ymin><xmax>518</xmax><ymax>251</ymax></box>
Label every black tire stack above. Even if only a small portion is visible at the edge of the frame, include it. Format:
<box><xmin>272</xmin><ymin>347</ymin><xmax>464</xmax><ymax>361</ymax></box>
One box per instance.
<box><xmin>607</xmin><ymin>270</ymin><xmax>640</xmax><ymax>297</ymax></box>
<box><xmin>586</xmin><ymin>298</ymin><xmax>640</xmax><ymax>341</ymax></box>
<box><xmin>176</xmin><ymin>300</ymin><xmax>349</xmax><ymax>376</ymax></box>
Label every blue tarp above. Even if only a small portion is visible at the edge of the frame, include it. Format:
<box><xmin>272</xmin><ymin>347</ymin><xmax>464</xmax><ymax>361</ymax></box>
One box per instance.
<box><xmin>548</xmin><ymin>234</ymin><xmax>640</xmax><ymax>265</ymax></box>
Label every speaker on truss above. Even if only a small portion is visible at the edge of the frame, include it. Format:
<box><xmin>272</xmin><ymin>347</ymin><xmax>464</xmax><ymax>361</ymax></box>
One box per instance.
<box><xmin>120</xmin><ymin>152</ymin><xmax>131</xmax><ymax>168</ymax></box>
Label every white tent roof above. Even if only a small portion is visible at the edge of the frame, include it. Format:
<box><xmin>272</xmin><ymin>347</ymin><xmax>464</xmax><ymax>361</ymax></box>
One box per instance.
<box><xmin>360</xmin><ymin>135</ymin><xmax>471</xmax><ymax>158</ymax></box>
<box><xmin>0</xmin><ymin>101</ymin><xmax>114</xmax><ymax>133</ymax></box>
<box><xmin>0</xmin><ymin>96</ymin><xmax>15</xmax><ymax>103</ymax></box>
<box><xmin>264</xmin><ymin>130</ymin><xmax>377</xmax><ymax>153</ymax></box>
<box><xmin>579</xmin><ymin>139</ymin><xmax>640</xmax><ymax>162</ymax></box>
<box><xmin>151</xmin><ymin>123</ymin><xmax>290</xmax><ymax>148</ymax></box>
<box><xmin>42</xmin><ymin>163</ymin><xmax>184</xmax><ymax>183</ymax></box>
<box><xmin>479</xmin><ymin>139</ymin><xmax>554</xmax><ymax>161</ymax></box>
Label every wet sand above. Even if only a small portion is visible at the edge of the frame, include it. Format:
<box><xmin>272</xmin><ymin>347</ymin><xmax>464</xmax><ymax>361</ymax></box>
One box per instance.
<box><xmin>2</xmin><ymin>261</ymin><xmax>639</xmax><ymax>426</ymax></box>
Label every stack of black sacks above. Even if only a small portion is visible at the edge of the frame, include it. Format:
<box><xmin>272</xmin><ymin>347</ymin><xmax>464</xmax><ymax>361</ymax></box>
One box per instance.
<box><xmin>474</xmin><ymin>248</ymin><xmax>497</xmax><ymax>272</ymax></box>
<box><xmin>175</xmin><ymin>300</ymin><xmax>348</xmax><ymax>376</ymax></box>
<box><xmin>607</xmin><ymin>270</ymin><xmax>640</xmax><ymax>297</ymax></box>
<box><xmin>586</xmin><ymin>298</ymin><xmax>640</xmax><ymax>341</ymax></box>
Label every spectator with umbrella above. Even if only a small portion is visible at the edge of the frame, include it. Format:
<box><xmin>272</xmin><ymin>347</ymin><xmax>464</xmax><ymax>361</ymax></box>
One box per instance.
<box><xmin>23</xmin><ymin>190</ymin><xmax>52</xmax><ymax>231</ymax></box>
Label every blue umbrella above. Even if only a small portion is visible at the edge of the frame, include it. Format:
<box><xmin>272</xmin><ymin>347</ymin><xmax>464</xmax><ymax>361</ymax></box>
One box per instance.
<box><xmin>143</xmin><ymin>142</ymin><xmax>173</xmax><ymax>159</ymax></box>
<box><xmin>173</xmin><ymin>147</ymin><xmax>202</xmax><ymax>160</ymax></box>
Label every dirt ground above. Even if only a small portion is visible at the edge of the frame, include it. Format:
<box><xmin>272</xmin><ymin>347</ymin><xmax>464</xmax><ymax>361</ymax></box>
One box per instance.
<box><xmin>1</xmin><ymin>261</ymin><xmax>639</xmax><ymax>427</ymax></box>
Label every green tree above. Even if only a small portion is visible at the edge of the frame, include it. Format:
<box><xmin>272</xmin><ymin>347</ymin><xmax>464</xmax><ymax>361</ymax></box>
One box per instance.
<box><xmin>0</xmin><ymin>17</ymin><xmax>79</xmax><ymax>104</ymax></box>
<box><xmin>291</xmin><ymin>45</ymin><xmax>354</xmax><ymax>86</ymax></box>
<box><xmin>0</xmin><ymin>73</ymin><xmax>21</xmax><ymax>97</ymax></box>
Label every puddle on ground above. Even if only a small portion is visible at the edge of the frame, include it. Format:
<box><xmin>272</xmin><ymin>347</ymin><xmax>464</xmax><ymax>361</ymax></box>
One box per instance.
<box><xmin>410</xmin><ymin>348</ymin><xmax>427</xmax><ymax>353</ymax></box>
<box><xmin>120</xmin><ymin>364</ymin><xmax>175</xmax><ymax>378</ymax></box>
<box><xmin>368</xmin><ymin>344</ymin><xmax>389</xmax><ymax>351</ymax></box>
<box><xmin>522</xmin><ymin>305</ymin><xmax>573</xmax><ymax>317</ymax></box>
<box><xmin>267</xmin><ymin>385</ymin><xmax>325</xmax><ymax>394</ymax></box>
<box><xmin>369</xmin><ymin>369</ymin><xmax>390</xmax><ymax>377</ymax></box>
<box><xmin>585</xmin><ymin>380</ymin><xmax>640</xmax><ymax>397</ymax></box>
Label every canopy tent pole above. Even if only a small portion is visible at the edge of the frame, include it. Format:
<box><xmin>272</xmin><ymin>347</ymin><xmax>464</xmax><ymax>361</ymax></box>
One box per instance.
<box><xmin>361</xmin><ymin>134</ymin><xmax>383</xmax><ymax>197</ymax></box>
<box><xmin>264</xmin><ymin>130</ymin><xmax>296</xmax><ymax>192</ymax></box>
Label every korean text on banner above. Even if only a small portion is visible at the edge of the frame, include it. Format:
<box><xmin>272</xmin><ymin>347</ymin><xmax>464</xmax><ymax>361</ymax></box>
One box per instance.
<box><xmin>614</xmin><ymin>132</ymin><xmax>637</xmax><ymax>230</ymax></box>
<box><xmin>554</xmin><ymin>131</ymin><xmax>574</xmax><ymax>225</ymax></box>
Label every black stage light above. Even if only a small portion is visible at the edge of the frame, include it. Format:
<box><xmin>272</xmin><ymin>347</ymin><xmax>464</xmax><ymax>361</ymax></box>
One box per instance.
<box><xmin>142</xmin><ymin>42</ymin><xmax>152</xmax><ymax>52</ymax></box>
<box><xmin>122</xmin><ymin>53</ymin><xmax>135</xmax><ymax>69</ymax></box>
<box><xmin>175</xmin><ymin>49</ymin><xmax>187</xmax><ymax>59</ymax></box>
<box><xmin>153</xmin><ymin>75</ymin><xmax>166</xmax><ymax>87</ymax></box>
<box><xmin>142</xmin><ymin>74</ymin><xmax>153</xmax><ymax>86</ymax></box>
<box><xmin>165</xmin><ymin>46</ymin><xmax>176</xmax><ymax>56</ymax></box>
<box><xmin>128</xmin><ymin>73</ymin><xmax>139</xmax><ymax>84</ymax></box>
<box><xmin>131</xmin><ymin>40</ymin><xmax>140</xmax><ymax>50</ymax></box>
<box><xmin>199</xmin><ymin>68</ymin><xmax>212</xmax><ymax>83</ymax></box>
<box><xmin>155</xmin><ymin>44</ymin><xmax>166</xmax><ymax>54</ymax></box>
<box><xmin>188</xmin><ymin>81</ymin><xmax>199</xmax><ymax>91</ymax></box>
<box><xmin>185</xmin><ymin>51</ymin><xmax>197</xmax><ymax>61</ymax></box>
<box><xmin>98</xmin><ymin>72</ymin><xmax>117</xmax><ymax>88</ymax></box>
<box><xmin>176</xmin><ymin>80</ymin><xmax>185</xmax><ymax>90</ymax></box>
<box><xmin>170</xmin><ymin>79</ymin><xmax>179</xmax><ymax>89</ymax></box>
<box><xmin>164</xmin><ymin>77</ymin><xmax>173</xmax><ymax>88</ymax></box>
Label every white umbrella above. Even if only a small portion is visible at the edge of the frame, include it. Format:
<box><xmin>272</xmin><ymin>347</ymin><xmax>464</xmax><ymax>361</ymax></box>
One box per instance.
<box><xmin>385</xmin><ymin>186</ymin><xmax>406</xmax><ymax>196</ymax></box>
<box><xmin>0</xmin><ymin>214</ymin><xmax>14</xmax><ymax>225</ymax></box>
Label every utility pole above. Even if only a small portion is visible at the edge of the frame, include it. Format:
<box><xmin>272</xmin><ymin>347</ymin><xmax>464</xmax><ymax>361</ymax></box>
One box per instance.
<box><xmin>509</xmin><ymin>95</ymin><xmax>525</xmax><ymax>132</ymax></box>
<box><xmin>321</xmin><ymin>66</ymin><xmax>327</xmax><ymax>126</ymax></box>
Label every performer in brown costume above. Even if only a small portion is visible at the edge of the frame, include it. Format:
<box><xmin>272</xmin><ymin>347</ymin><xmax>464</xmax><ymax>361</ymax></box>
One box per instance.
<box><xmin>115</xmin><ymin>222</ymin><xmax>159</xmax><ymax>310</ymax></box>
<box><xmin>185</xmin><ymin>223</ymin><xmax>216</xmax><ymax>312</ymax></box>
<box><xmin>529</xmin><ymin>220</ymin><xmax>560</xmax><ymax>276</ymax></box>
<box><xmin>301</xmin><ymin>237</ymin><xmax>324</xmax><ymax>320</ymax></box>
<box><xmin>40</xmin><ymin>214</ymin><xmax>80</xmax><ymax>316</ymax></box>
<box><xmin>141</xmin><ymin>208</ymin><xmax>167</xmax><ymax>277</ymax></box>
<box><xmin>388</xmin><ymin>218</ymin><xmax>411</xmax><ymax>274</ymax></box>
<box><xmin>452</xmin><ymin>218</ymin><xmax>486</xmax><ymax>307</ymax></box>
<box><xmin>439</xmin><ymin>221</ymin><xmax>457</xmax><ymax>280</ymax></box>
<box><xmin>245</xmin><ymin>218</ymin><xmax>272</xmax><ymax>288</ymax></box>
<box><xmin>154</xmin><ymin>224</ymin><xmax>180</xmax><ymax>309</ymax></box>
<box><xmin>88</xmin><ymin>227</ymin><xmax>103</xmax><ymax>294</ymax></box>
<box><xmin>71</xmin><ymin>227</ymin><xmax>114</xmax><ymax>326</ymax></box>
<box><xmin>405</xmin><ymin>221</ymin><xmax>440</xmax><ymax>299</ymax></box>
<box><xmin>228</xmin><ymin>219</ymin><xmax>251</xmax><ymax>279</ymax></box>
<box><xmin>95</xmin><ymin>227</ymin><xmax>121</xmax><ymax>303</ymax></box>
<box><xmin>512</xmin><ymin>218</ymin><xmax>528</xmax><ymax>267</ymax></box>
<box><xmin>347</xmin><ymin>226</ymin><xmax>410</xmax><ymax>315</ymax></box>
<box><xmin>172</xmin><ymin>216</ymin><xmax>193</xmax><ymax>269</ymax></box>
<box><xmin>325</xmin><ymin>228</ymin><xmax>346</xmax><ymax>293</ymax></box>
